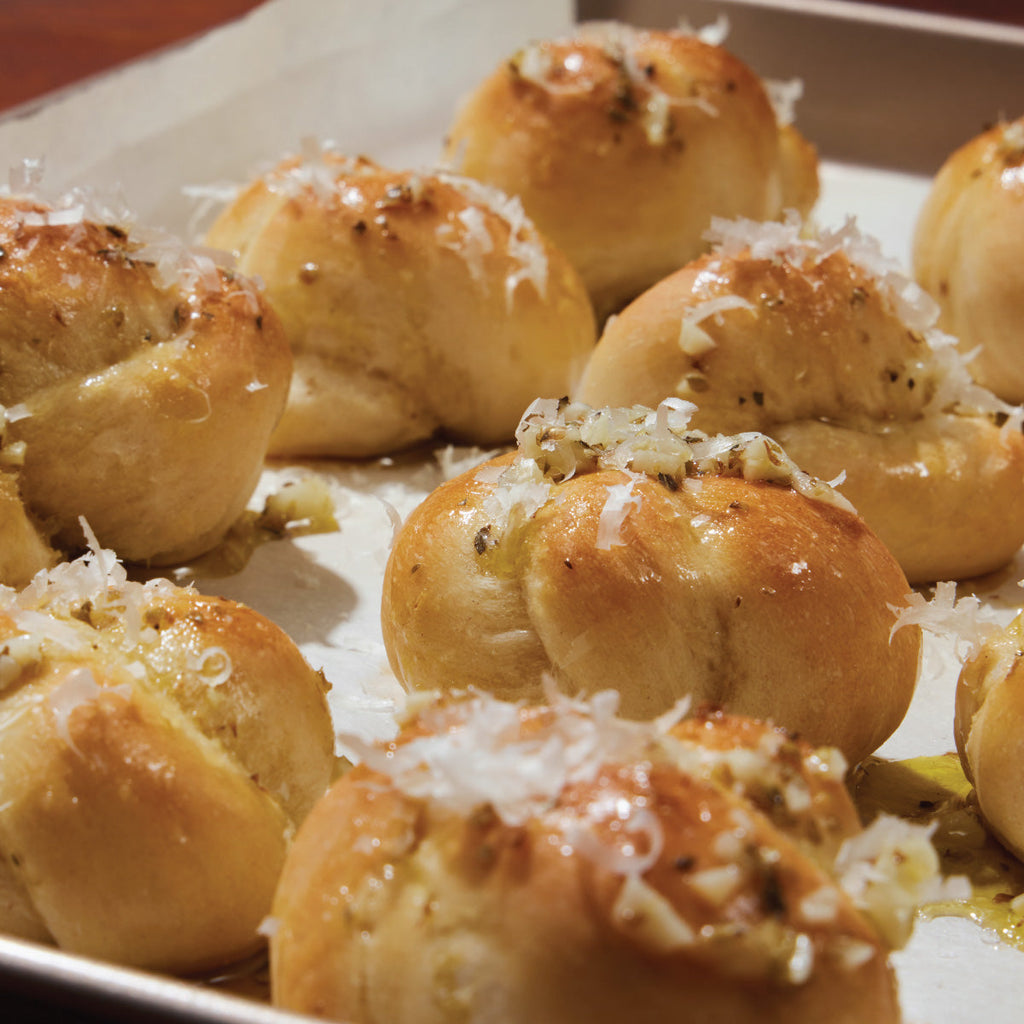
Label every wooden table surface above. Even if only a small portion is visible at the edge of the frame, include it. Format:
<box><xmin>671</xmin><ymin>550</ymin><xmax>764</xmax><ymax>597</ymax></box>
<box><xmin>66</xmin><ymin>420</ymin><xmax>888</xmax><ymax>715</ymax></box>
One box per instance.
<box><xmin>0</xmin><ymin>0</ymin><xmax>1021</xmax><ymax>113</ymax></box>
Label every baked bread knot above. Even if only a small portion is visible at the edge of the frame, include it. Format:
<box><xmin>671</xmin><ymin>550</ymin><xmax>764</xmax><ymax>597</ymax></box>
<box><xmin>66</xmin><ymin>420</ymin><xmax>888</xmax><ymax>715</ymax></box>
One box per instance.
<box><xmin>0</xmin><ymin>193</ymin><xmax>292</xmax><ymax>578</ymax></box>
<box><xmin>269</xmin><ymin>691</ymin><xmax>959</xmax><ymax>1023</ymax></box>
<box><xmin>954</xmin><ymin>606</ymin><xmax>1024</xmax><ymax>862</ymax></box>
<box><xmin>578</xmin><ymin>215</ymin><xmax>1024</xmax><ymax>584</ymax></box>
<box><xmin>204</xmin><ymin>147</ymin><xmax>596</xmax><ymax>458</ymax></box>
<box><xmin>381</xmin><ymin>400</ymin><xmax>920</xmax><ymax>765</ymax></box>
<box><xmin>913</xmin><ymin>116</ymin><xmax>1024</xmax><ymax>402</ymax></box>
<box><xmin>442</xmin><ymin>21</ymin><xmax>818</xmax><ymax>319</ymax></box>
<box><xmin>0</xmin><ymin>540</ymin><xmax>335</xmax><ymax>974</ymax></box>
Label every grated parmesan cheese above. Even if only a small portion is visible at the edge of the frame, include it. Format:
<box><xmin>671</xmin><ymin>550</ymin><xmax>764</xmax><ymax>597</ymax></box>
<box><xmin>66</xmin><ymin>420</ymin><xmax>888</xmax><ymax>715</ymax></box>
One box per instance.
<box><xmin>437</xmin><ymin>172</ymin><xmax>550</xmax><ymax>308</ymax></box>
<box><xmin>765</xmin><ymin>77</ymin><xmax>804</xmax><ymax>127</ymax></box>
<box><xmin>47</xmin><ymin>666</ymin><xmax>133</xmax><ymax>757</ymax></box>
<box><xmin>513</xmin><ymin>21</ymin><xmax>735</xmax><ymax>146</ymax></box>
<box><xmin>595</xmin><ymin>480</ymin><xmax>642</xmax><ymax>550</ymax></box>
<box><xmin>0</xmin><ymin>519</ymin><xmax>234</xmax><ymax>706</ymax></box>
<box><xmin>337</xmin><ymin>686</ymin><xmax>681</xmax><ymax>829</ymax></box>
<box><xmin>188</xmin><ymin>646</ymin><xmax>233</xmax><ymax>688</ymax></box>
<box><xmin>997</xmin><ymin>118</ymin><xmax>1024</xmax><ymax>159</ymax></box>
<box><xmin>436</xmin><ymin>205</ymin><xmax>494</xmax><ymax>285</ymax></box>
<box><xmin>835</xmin><ymin>814</ymin><xmax>971</xmax><ymax>948</ymax></box>
<box><xmin>702</xmin><ymin>212</ymin><xmax>1024</xmax><ymax>431</ymax></box>
<box><xmin>888</xmin><ymin>580</ymin><xmax>1005</xmax><ymax>662</ymax></box>
<box><xmin>678</xmin><ymin>294</ymin><xmax>756</xmax><ymax>357</ymax></box>
<box><xmin>261</xmin><ymin>138</ymin><xmax>371</xmax><ymax>203</ymax></box>
<box><xmin>337</xmin><ymin>687</ymin><xmax>957</xmax><ymax>973</ymax></box>
<box><xmin>1</xmin><ymin>161</ymin><xmax>252</xmax><ymax>306</ymax></box>
<box><xmin>677</xmin><ymin>13</ymin><xmax>731</xmax><ymax>47</ymax></box>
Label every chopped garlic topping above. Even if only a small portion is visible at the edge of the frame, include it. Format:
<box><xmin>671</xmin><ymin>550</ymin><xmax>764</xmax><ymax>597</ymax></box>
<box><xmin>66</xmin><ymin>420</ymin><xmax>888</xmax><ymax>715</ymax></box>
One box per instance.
<box><xmin>478</xmin><ymin>398</ymin><xmax>853</xmax><ymax>543</ymax></box>
<box><xmin>612</xmin><ymin>873</ymin><xmax>696</xmax><ymax>951</ymax></box>
<box><xmin>261</xmin><ymin>475</ymin><xmax>339</xmax><ymax>534</ymax></box>
<box><xmin>688</xmin><ymin>863</ymin><xmax>745</xmax><ymax>903</ymax></box>
<box><xmin>799</xmin><ymin>885</ymin><xmax>842</xmax><ymax>924</ymax></box>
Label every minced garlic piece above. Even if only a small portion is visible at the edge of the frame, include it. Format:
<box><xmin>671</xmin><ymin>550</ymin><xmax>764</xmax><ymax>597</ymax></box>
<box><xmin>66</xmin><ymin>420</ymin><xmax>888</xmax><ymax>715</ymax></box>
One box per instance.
<box><xmin>612</xmin><ymin>873</ymin><xmax>697</xmax><ymax>951</ymax></box>
<box><xmin>260</xmin><ymin>476</ymin><xmax>339</xmax><ymax>535</ymax></box>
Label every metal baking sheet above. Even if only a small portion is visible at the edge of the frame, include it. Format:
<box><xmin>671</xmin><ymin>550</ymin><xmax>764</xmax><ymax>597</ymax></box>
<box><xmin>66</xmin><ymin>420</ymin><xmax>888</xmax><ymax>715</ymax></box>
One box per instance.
<box><xmin>2</xmin><ymin>1</ymin><xmax>1024</xmax><ymax>1021</ymax></box>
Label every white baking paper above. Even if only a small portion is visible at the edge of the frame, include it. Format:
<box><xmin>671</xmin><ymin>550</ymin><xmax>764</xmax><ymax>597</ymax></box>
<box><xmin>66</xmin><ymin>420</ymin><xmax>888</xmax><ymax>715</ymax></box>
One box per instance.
<box><xmin>0</xmin><ymin>0</ymin><xmax>573</xmax><ymax>235</ymax></box>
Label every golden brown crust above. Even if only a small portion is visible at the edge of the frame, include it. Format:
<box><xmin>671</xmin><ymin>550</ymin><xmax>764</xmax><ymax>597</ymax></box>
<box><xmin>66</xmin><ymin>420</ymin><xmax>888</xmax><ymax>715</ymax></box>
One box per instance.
<box><xmin>270</xmin><ymin>698</ymin><xmax>900</xmax><ymax>1024</ymax></box>
<box><xmin>772</xmin><ymin>415</ymin><xmax>1024</xmax><ymax>584</ymax></box>
<box><xmin>443</xmin><ymin>24</ymin><xmax>818</xmax><ymax>318</ymax></box>
<box><xmin>913</xmin><ymin>116</ymin><xmax>1024</xmax><ymax>402</ymax></box>
<box><xmin>0</xmin><ymin>195</ymin><xmax>292</xmax><ymax>571</ymax></box>
<box><xmin>0</xmin><ymin>469</ymin><xmax>57</xmax><ymax>587</ymax></box>
<box><xmin>955</xmin><ymin>610</ymin><xmax>1024</xmax><ymax>860</ymax></box>
<box><xmin>0</xmin><ymin>561</ymin><xmax>335</xmax><ymax>973</ymax></box>
<box><xmin>577</xmin><ymin>238</ymin><xmax>1024</xmax><ymax>583</ymax></box>
<box><xmin>382</xmin><ymin>441</ymin><xmax>919</xmax><ymax>765</ymax></box>
<box><xmin>205</xmin><ymin>152</ymin><xmax>596</xmax><ymax>458</ymax></box>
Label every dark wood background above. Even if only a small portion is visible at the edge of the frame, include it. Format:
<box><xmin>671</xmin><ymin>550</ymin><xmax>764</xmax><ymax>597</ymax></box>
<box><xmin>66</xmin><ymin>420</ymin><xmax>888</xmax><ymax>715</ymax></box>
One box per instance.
<box><xmin>0</xmin><ymin>0</ymin><xmax>1020</xmax><ymax>113</ymax></box>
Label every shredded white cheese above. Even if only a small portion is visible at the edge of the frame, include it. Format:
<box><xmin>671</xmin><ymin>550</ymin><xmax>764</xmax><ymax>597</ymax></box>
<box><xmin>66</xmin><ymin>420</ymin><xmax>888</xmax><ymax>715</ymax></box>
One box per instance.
<box><xmin>337</xmin><ymin>686</ymin><xmax>683</xmax><ymax>829</ymax></box>
<box><xmin>997</xmin><ymin>118</ymin><xmax>1024</xmax><ymax>158</ymax></box>
<box><xmin>835</xmin><ymin>815</ymin><xmax>970</xmax><ymax>949</ymax></box>
<box><xmin>47</xmin><ymin>666</ymin><xmax>133</xmax><ymax>757</ymax></box>
<box><xmin>188</xmin><ymin>646</ymin><xmax>233</xmax><ymax>688</ymax></box>
<box><xmin>513</xmin><ymin>21</ymin><xmax>736</xmax><ymax>146</ymax></box>
<box><xmin>595</xmin><ymin>480</ymin><xmax>642</xmax><ymax>550</ymax></box>
<box><xmin>262</xmin><ymin>138</ymin><xmax>371</xmax><ymax>202</ymax></box>
<box><xmin>703</xmin><ymin>212</ymin><xmax>1024</xmax><ymax>430</ymax></box>
<box><xmin>889</xmin><ymin>581</ymin><xmax>1005</xmax><ymax>662</ymax></box>
<box><xmin>765</xmin><ymin>77</ymin><xmax>804</xmax><ymax>127</ymax></box>
<box><xmin>677</xmin><ymin>13</ymin><xmax>731</xmax><ymax>47</ymax></box>
<box><xmin>437</xmin><ymin>172</ymin><xmax>550</xmax><ymax>307</ymax></box>
<box><xmin>678</xmin><ymin>295</ymin><xmax>756</xmax><ymax>356</ymax></box>
<box><xmin>0</xmin><ymin>518</ymin><xmax>234</xmax><ymax>704</ymax></box>
<box><xmin>1</xmin><ymin>161</ymin><xmax>252</xmax><ymax>305</ymax></box>
<box><xmin>337</xmin><ymin>687</ymin><xmax>957</xmax><ymax>971</ymax></box>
